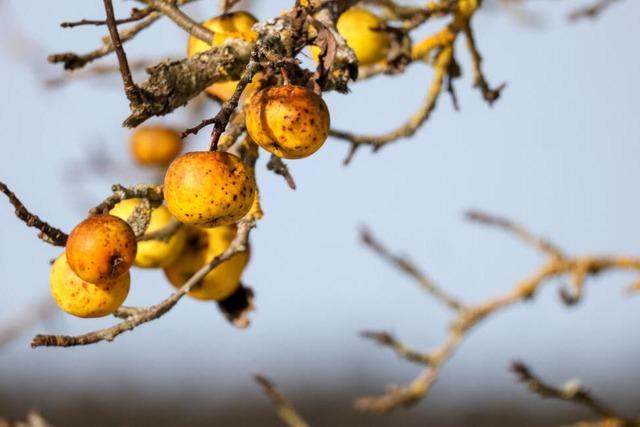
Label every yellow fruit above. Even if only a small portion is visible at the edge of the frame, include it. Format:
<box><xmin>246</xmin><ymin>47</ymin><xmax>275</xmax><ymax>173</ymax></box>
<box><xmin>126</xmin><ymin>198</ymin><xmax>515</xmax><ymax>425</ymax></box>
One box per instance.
<box><xmin>187</xmin><ymin>11</ymin><xmax>261</xmax><ymax>101</ymax></box>
<box><xmin>311</xmin><ymin>7</ymin><xmax>390</xmax><ymax>66</ymax></box>
<box><xmin>164</xmin><ymin>225</ymin><xmax>249</xmax><ymax>301</ymax></box>
<box><xmin>50</xmin><ymin>254</ymin><xmax>130</xmax><ymax>318</ymax></box>
<box><xmin>245</xmin><ymin>85</ymin><xmax>330</xmax><ymax>159</ymax></box>
<box><xmin>163</xmin><ymin>151</ymin><xmax>256</xmax><ymax>227</ymax></box>
<box><xmin>457</xmin><ymin>0</ymin><xmax>478</xmax><ymax>18</ymax></box>
<box><xmin>110</xmin><ymin>199</ymin><xmax>187</xmax><ymax>268</ymax></box>
<box><xmin>130</xmin><ymin>125</ymin><xmax>182</xmax><ymax>167</ymax></box>
<box><xmin>66</xmin><ymin>215</ymin><xmax>137</xmax><ymax>284</ymax></box>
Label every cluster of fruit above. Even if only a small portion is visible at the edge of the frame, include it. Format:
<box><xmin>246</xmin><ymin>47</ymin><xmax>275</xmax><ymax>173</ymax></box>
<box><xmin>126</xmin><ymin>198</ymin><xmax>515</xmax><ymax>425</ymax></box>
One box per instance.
<box><xmin>50</xmin><ymin>126</ymin><xmax>252</xmax><ymax>318</ymax></box>
<box><xmin>48</xmin><ymin>5</ymin><xmax>391</xmax><ymax>319</ymax></box>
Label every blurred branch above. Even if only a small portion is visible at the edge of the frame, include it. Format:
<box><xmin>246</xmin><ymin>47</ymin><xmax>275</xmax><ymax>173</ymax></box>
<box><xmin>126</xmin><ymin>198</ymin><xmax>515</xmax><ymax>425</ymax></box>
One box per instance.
<box><xmin>360</xmin><ymin>331</ymin><xmax>431</xmax><ymax>365</ymax></box>
<box><xmin>254</xmin><ymin>374</ymin><xmax>311</xmax><ymax>427</ymax></box>
<box><xmin>0</xmin><ymin>298</ymin><xmax>56</xmax><ymax>348</ymax></box>
<box><xmin>0</xmin><ymin>182</ymin><xmax>68</xmax><ymax>246</ymax></box>
<box><xmin>466</xmin><ymin>210</ymin><xmax>564</xmax><ymax>259</ymax></box>
<box><xmin>61</xmin><ymin>7</ymin><xmax>152</xmax><ymax>28</ymax></box>
<box><xmin>0</xmin><ymin>410</ymin><xmax>52</xmax><ymax>427</ymax></box>
<box><xmin>49</xmin><ymin>12</ymin><xmax>161</xmax><ymax>70</ymax></box>
<box><xmin>360</xmin><ymin>227</ymin><xmax>464</xmax><ymax>310</ymax></box>
<box><xmin>267</xmin><ymin>155</ymin><xmax>297</xmax><ymax>190</ymax></box>
<box><xmin>44</xmin><ymin>59</ymin><xmax>156</xmax><ymax>87</ymax></box>
<box><xmin>356</xmin><ymin>210</ymin><xmax>640</xmax><ymax>413</ymax></box>
<box><xmin>568</xmin><ymin>0</ymin><xmax>619</xmax><ymax>22</ymax></box>
<box><xmin>511</xmin><ymin>361</ymin><xmax>639</xmax><ymax>427</ymax></box>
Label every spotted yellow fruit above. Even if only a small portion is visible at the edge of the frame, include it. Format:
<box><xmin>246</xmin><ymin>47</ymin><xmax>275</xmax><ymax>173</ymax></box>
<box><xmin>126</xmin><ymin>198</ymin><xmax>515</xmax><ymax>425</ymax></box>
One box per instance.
<box><xmin>245</xmin><ymin>85</ymin><xmax>330</xmax><ymax>159</ymax></box>
<box><xmin>66</xmin><ymin>214</ymin><xmax>137</xmax><ymax>284</ymax></box>
<box><xmin>164</xmin><ymin>225</ymin><xmax>249</xmax><ymax>301</ymax></box>
<box><xmin>130</xmin><ymin>125</ymin><xmax>182</xmax><ymax>167</ymax></box>
<box><xmin>311</xmin><ymin>7</ymin><xmax>390</xmax><ymax>66</ymax></box>
<box><xmin>110</xmin><ymin>199</ymin><xmax>187</xmax><ymax>268</ymax></box>
<box><xmin>187</xmin><ymin>11</ymin><xmax>261</xmax><ymax>101</ymax></box>
<box><xmin>163</xmin><ymin>151</ymin><xmax>256</xmax><ymax>227</ymax></box>
<box><xmin>50</xmin><ymin>253</ymin><xmax>130</xmax><ymax>318</ymax></box>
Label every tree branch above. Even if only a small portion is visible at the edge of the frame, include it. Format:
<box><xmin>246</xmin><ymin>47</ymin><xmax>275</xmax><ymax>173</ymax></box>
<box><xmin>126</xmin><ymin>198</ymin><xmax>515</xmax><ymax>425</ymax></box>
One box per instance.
<box><xmin>255</xmin><ymin>374</ymin><xmax>311</xmax><ymax>427</ymax></box>
<box><xmin>0</xmin><ymin>182</ymin><xmax>68</xmax><ymax>246</ymax></box>
<box><xmin>511</xmin><ymin>361</ymin><xmax>638</xmax><ymax>427</ymax></box>
<box><xmin>102</xmin><ymin>0</ymin><xmax>141</xmax><ymax>103</ymax></box>
<box><xmin>356</xmin><ymin>211</ymin><xmax>640</xmax><ymax>413</ymax></box>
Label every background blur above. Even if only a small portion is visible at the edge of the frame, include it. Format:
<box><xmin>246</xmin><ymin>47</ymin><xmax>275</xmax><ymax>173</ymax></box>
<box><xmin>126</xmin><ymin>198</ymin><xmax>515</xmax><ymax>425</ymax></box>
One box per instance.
<box><xmin>1</xmin><ymin>0</ymin><xmax>639</xmax><ymax>425</ymax></box>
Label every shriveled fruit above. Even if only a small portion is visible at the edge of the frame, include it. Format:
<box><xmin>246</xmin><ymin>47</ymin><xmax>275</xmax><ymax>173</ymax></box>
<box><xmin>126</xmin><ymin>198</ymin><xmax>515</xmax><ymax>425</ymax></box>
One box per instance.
<box><xmin>130</xmin><ymin>125</ymin><xmax>182</xmax><ymax>166</ymax></box>
<box><xmin>163</xmin><ymin>151</ymin><xmax>256</xmax><ymax>227</ymax></box>
<box><xmin>312</xmin><ymin>7</ymin><xmax>390</xmax><ymax>66</ymax></box>
<box><xmin>187</xmin><ymin>11</ymin><xmax>261</xmax><ymax>101</ymax></box>
<box><xmin>245</xmin><ymin>85</ymin><xmax>330</xmax><ymax>159</ymax></box>
<box><xmin>50</xmin><ymin>253</ymin><xmax>130</xmax><ymax>318</ymax></box>
<box><xmin>66</xmin><ymin>214</ymin><xmax>137</xmax><ymax>284</ymax></box>
<box><xmin>164</xmin><ymin>225</ymin><xmax>249</xmax><ymax>301</ymax></box>
<box><xmin>110</xmin><ymin>199</ymin><xmax>187</xmax><ymax>268</ymax></box>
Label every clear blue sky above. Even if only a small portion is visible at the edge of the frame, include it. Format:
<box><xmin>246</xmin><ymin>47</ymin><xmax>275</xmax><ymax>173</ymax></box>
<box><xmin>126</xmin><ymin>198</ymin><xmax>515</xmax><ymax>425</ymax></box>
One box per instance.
<box><xmin>1</xmin><ymin>0</ymin><xmax>639</xmax><ymax>414</ymax></box>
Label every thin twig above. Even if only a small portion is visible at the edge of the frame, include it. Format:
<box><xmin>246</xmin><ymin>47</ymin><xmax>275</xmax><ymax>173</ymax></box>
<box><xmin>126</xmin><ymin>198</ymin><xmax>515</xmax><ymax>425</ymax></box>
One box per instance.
<box><xmin>460</xmin><ymin>21</ymin><xmax>505</xmax><ymax>105</ymax></box>
<box><xmin>103</xmin><ymin>0</ymin><xmax>141</xmax><ymax>103</ymax></box>
<box><xmin>254</xmin><ymin>374</ymin><xmax>311</xmax><ymax>427</ymax></box>
<box><xmin>568</xmin><ymin>0</ymin><xmax>619</xmax><ymax>22</ymax></box>
<box><xmin>141</xmin><ymin>0</ymin><xmax>214</xmax><ymax>43</ymax></box>
<box><xmin>90</xmin><ymin>184</ymin><xmax>164</xmax><ymax>215</ymax></box>
<box><xmin>360</xmin><ymin>227</ymin><xmax>464</xmax><ymax>311</ymax></box>
<box><xmin>266</xmin><ymin>155</ymin><xmax>297</xmax><ymax>190</ymax></box>
<box><xmin>330</xmin><ymin>46</ymin><xmax>452</xmax><ymax>154</ymax></box>
<box><xmin>61</xmin><ymin>8</ymin><xmax>152</xmax><ymax>28</ymax></box>
<box><xmin>138</xmin><ymin>218</ymin><xmax>182</xmax><ymax>242</ymax></box>
<box><xmin>184</xmin><ymin>52</ymin><xmax>261</xmax><ymax>150</ymax></box>
<box><xmin>466</xmin><ymin>210</ymin><xmax>565</xmax><ymax>259</ymax></box>
<box><xmin>0</xmin><ymin>182</ymin><xmax>68</xmax><ymax>246</ymax></box>
<box><xmin>49</xmin><ymin>12</ymin><xmax>161</xmax><ymax>70</ymax></box>
<box><xmin>0</xmin><ymin>298</ymin><xmax>56</xmax><ymax>348</ymax></box>
<box><xmin>361</xmin><ymin>331</ymin><xmax>431</xmax><ymax>365</ymax></box>
<box><xmin>511</xmin><ymin>361</ymin><xmax>619</xmax><ymax>421</ymax></box>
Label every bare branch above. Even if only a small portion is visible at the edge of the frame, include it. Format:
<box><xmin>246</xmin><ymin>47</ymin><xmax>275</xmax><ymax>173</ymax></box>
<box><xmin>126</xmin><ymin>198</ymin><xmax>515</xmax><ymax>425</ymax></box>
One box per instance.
<box><xmin>511</xmin><ymin>361</ymin><xmax>619</xmax><ymax>420</ymax></box>
<box><xmin>267</xmin><ymin>155</ymin><xmax>297</xmax><ymax>190</ymax></box>
<box><xmin>141</xmin><ymin>0</ymin><xmax>214</xmax><ymax>43</ymax></box>
<box><xmin>49</xmin><ymin>12</ymin><xmax>161</xmax><ymax>70</ymax></box>
<box><xmin>568</xmin><ymin>0</ymin><xmax>619</xmax><ymax>22</ymax></box>
<box><xmin>0</xmin><ymin>181</ymin><xmax>68</xmax><ymax>246</ymax></box>
<box><xmin>360</xmin><ymin>227</ymin><xmax>464</xmax><ymax>311</ymax></box>
<box><xmin>361</xmin><ymin>331</ymin><xmax>430</xmax><ymax>365</ymax></box>
<box><xmin>102</xmin><ymin>0</ymin><xmax>141</xmax><ymax>103</ymax></box>
<box><xmin>466</xmin><ymin>209</ymin><xmax>565</xmax><ymax>259</ymax></box>
<box><xmin>460</xmin><ymin>21</ymin><xmax>505</xmax><ymax>105</ymax></box>
<box><xmin>254</xmin><ymin>374</ymin><xmax>311</xmax><ymax>427</ymax></box>
<box><xmin>0</xmin><ymin>298</ymin><xmax>56</xmax><ymax>348</ymax></box>
<box><xmin>90</xmin><ymin>184</ymin><xmax>164</xmax><ymax>215</ymax></box>
<box><xmin>356</xmin><ymin>212</ymin><xmax>640</xmax><ymax>413</ymax></box>
<box><xmin>123</xmin><ymin>39</ymin><xmax>253</xmax><ymax>127</ymax></box>
<box><xmin>330</xmin><ymin>45</ymin><xmax>452</xmax><ymax>153</ymax></box>
<box><xmin>61</xmin><ymin>7</ymin><xmax>152</xmax><ymax>28</ymax></box>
